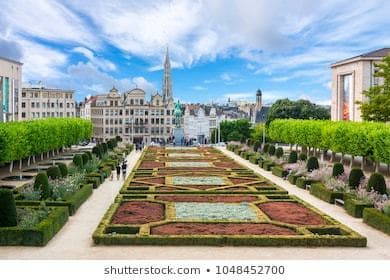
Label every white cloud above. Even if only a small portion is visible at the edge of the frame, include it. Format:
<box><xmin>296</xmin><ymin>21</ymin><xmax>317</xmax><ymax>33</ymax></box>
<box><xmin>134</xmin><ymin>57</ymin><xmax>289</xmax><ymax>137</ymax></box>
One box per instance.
<box><xmin>73</xmin><ymin>46</ymin><xmax>116</xmax><ymax>71</ymax></box>
<box><xmin>192</xmin><ymin>86</ymin><xmax>206</xmax><ymax>91</ymax></box>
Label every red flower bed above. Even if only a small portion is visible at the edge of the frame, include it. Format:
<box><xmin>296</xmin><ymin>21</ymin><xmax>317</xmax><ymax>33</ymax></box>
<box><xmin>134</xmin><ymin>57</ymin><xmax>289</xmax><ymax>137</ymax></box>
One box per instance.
<box><xmin>230</xmin><ymin>178</ymin><xmax>256</xmax><ymax>184</ymax></box>
<box><xmin>151</xmin><ymin>222</ymin><xmax>297</xmax><ymax>235</ymax></box>
<box><xmin>138</xmin><ymin>177</ymin><xmax>165</xmax><ymax>184</ymax></box>
<box><xmin>112</xmin><ymin>201</ymin><xmax>165</xmax><ymax>224</ymax></box>
<box><xmin>139</xmin><ymin>161</ymin><xmax>165</xmax><ymax>169</ymax></box>
<box><xmin>258</xmin><ymin>202</ymin><xmax>328</xmax><ymax>225</ymax></box>
<box><xmin>213</xmin><ymin>161</ymin><xmax>241</xmax><ymax>168</ymax></box>
<box><xmin>155</xmin><ymin>195</ymin><xmax>258</xmax><ymax>202</ymax></box>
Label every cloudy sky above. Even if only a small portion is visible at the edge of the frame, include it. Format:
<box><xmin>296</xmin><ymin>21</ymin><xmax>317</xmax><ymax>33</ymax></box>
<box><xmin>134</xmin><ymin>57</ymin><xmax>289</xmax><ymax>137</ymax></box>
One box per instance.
<box><xmin>1</xmin><ymin>0</ymin><xmax>389</xmax><ymax>104</ymax></box>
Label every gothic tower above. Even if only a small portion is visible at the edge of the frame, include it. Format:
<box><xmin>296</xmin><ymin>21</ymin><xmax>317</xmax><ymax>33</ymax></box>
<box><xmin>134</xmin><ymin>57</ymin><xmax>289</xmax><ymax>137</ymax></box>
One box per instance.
<box><xmin>162</xmin><ymin>47</ymin><xmax>173</xmax><ymax>103</ymax></box>
<box><xmin>256</xmin><ymin>89</ymin><xmax>262</xmax><ymax>108</ymax></box>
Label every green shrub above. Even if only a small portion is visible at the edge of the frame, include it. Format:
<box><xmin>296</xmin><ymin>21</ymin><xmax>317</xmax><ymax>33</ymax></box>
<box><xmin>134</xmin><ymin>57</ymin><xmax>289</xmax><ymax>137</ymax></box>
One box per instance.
<box><xmin>275</xmin><ymin>147</ymin><xmax>284</xmax><ymax>158</ymax></box>
<box><xmin>0</xmin><ymin>188</ymin><xmax>17</xmax><ymax>227</ymax></box>
<box><xmin>102</xmin><ymin>143</ymin><xmax>108</xmax><ymax>153</ymax></box>
<box><xmin>384</xmin><ymin>202</ymin><xmax>390</xmax><ymax>216</ymax></box>
<box><xmin>85</xmin><ymin>151</ymin><xmax>93</xmax><ymax>160</ymax></box>
<box><xmin>253</xmin><ymin>141</ymin><xmax>261</xmax><ymax>152</ymax></box>
<box><xmin>367</xmin><ymin>173</ymin><xmax>387</xmax><ymax>194</ymax></box>
<box><xmin>306</xmin><ymin>157</ymin><xmax>319</xmax><ymax>172</ymax></box>
<box><xmin>73</xmin><ymin>154</ymin><xmax>83</xmax><ymax>168</ymax></box>
<box><xmin>33</xmin><ymin>172</ymin><xmax>50</xmax><ymax>200</ymax></box>
<box><xmin>92</xmin><ymin>145</ymin><xmax>101</xmax><ymax>158</ymax></box>
<box><xmin>82</xmin><ymin>153</ymin><xmax>89</xmax><ymax>165</ymax></box>
<box><xmin>288</xmin><ymin>151</ymin><xmax>298</xmax><ymax>163</ymax></box>
<box><xmin>263</xmin><ymin>143</ymin><xmax>269</xmax><ymax>153</ymax></box>
<box><xmin>268</xmin><ymin>145</ymin><xmax>276</xmax><ymax>156</ymax></box>
<box><xmin>363</xmin><ymin>208</ymin><xmax>390</xmax><ymax>235</ymax></box>
<box><xmin>299</xmin><ymin>153</ymin><xmax>307</xmax><ymax>161</ymax></box>
<box><xmin>348</xmin><ymin>168</ymin><xmax>364</xmax><ymax>189</ymax></box>
<box><xmin>332</xmin><ymin>163</ymin><xmax>344</xmax><ymax>177</ymax></box>
<box><xmin>47</xmin><ymin>166</ymin><xmax>61</xmax><ymax>180</ymax></box>
<box><xmin>56</xmin><ymin>163</ymin><xmax>68</xmax><ymax>177</ymax></box>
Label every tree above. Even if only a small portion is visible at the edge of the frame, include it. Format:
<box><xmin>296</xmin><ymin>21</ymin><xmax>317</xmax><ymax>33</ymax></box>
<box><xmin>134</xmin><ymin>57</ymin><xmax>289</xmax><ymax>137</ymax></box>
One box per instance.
<box><xmin>220</xmin><ymin>119</ymin><xmax>252</xmax><ymax>142</ymax></box>
<box><xmin>266</xmin><ymin>99</ymin><xmax>330</xmax><ymax>125</ymax></box>
<box><xmin>357</xmin><ymin>54</ymin><xmax>390</xmax><ymax>122</ymax></box>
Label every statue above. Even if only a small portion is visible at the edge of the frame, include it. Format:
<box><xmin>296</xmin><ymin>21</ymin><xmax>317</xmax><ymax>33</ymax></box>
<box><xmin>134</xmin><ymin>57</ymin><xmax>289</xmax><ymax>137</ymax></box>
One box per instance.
<box><xmin>174</xmin><ymin>100</ymin><xmax>182</xmax><ymax>128</ymax></box>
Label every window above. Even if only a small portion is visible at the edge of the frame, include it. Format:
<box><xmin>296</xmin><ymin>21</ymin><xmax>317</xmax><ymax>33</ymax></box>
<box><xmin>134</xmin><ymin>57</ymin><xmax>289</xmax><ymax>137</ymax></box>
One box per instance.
<box><xmin>161</xmin><ymin>109</ymin><xmax>164</xmax><ymax>115</ymax></box>
<box><xmin>22</xmin><ymin>92</ymin><xmax>26</xmax><ymax>97</ymax></box>
<box><xmin>59</xmin><ymin>103</ymin><xmax>63</xmax><ymax>108</ymax></box>
<box><xmin>167</xmin><ymin>109</ymin><xmax>170</xmax><ymax>115</ymax></box>
<box><xmin>51</xmin><ymin>103</ymin><xmax>55</xmax><ymax>108</ymax></box>
<box><xmin>22</xmin><ymin>102</ymin><xmax>26</xmax><ymax>108</ymax></box>
<box><xmin>341</xmin><ymin>74</ymin><xmax>353</xmax><ymax>120</ymax></box>
<box><xmin>42</xmin><ymin>112</ymin><xmax>46</xmax><ymax>117</ymax></box>
<box><xmin>156</xmin><ymin>100</ymin><xmax>160</xmax><ymax>106</ymax></box>
<box><xmin>31</xmin><ymin>102</ymin><xmax>35</xmax><ymax>108</ymax></box>
<box><xmin>140</xmin><ymin>99</ymin><xmax>144</xmax><ymax>105</ymax></box>
<box><xmin>36</xmin><ymin>102</ymin><xmax>40</xmax><ymax>108</ymax></box>
<box><xmin>43</xmin><ymin>103</ymin><xmax>46</xmax><ymax>108</ymax></box>
<box><xmin>22</xmin><ymin>112</ymin><xmax>26</xmax><ymax>118</ymax></box>
<box><xmin>67</xmin><ymin>103</ymin><xmax>70</xmax><ymax>108</ymax></box>
<box><xmin>130</xmin><ymin>99</ymin><xmax>134</xmax><ymax>105</ymax></box>
<box><xmin>105</xmin><ymin>119</ymin><xmax>109</xmax><ymax>125</ymax></box>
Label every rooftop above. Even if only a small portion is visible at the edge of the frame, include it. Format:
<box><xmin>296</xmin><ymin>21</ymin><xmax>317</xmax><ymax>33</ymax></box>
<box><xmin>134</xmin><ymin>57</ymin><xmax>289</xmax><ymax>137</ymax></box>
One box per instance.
<box><xmin>331</xmin><ymin>47</ymin><xmax>390</xmax><ymax>67</ymax></box>
<box><xmin>0</xmin><ymin>56</ymin><xmax>23</xmax><ymax>65</ymax></box>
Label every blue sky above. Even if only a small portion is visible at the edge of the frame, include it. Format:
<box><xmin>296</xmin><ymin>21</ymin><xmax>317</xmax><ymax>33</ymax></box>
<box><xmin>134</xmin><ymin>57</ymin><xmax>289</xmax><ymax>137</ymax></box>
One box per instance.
<box><xmin>1</xmin><ymin>0</ymin><xmax>389</xmax><ymax>104</ymax></box>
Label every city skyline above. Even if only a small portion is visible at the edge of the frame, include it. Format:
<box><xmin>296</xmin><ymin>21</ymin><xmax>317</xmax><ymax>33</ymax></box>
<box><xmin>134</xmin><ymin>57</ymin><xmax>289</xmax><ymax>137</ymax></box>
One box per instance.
<box><xmin>0</xmin><ymin>0</ymin><xmax>389</xmax><ymax>104</ymax></box>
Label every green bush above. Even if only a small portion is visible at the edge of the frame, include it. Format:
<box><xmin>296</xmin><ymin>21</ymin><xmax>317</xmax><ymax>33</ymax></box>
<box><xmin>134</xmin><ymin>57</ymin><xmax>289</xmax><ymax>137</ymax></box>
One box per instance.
<box><xmin>348</xmin><ymin>168</ymin><xmax>364</xmax><ymax>188</ymax></box>
<box><xmin>367</xmin><ymin>173</ymin><xmax>387</xmax><ymax>194</ymax></box>
<box><xmin>263</xmin><ymin>143</ymin><xmax>269</xmax><ymax>153</ymax></box>
<box><xmin>82</xmin><ymin>153</ymin><xmax>89</xmax><ymax>165</ymax></box>
<box><xmin>384</xmin><ymin>202</ymin><xmax>390</xmax><ymax>216</ymax></box>
<box><xmin>33</xmin><ymin>172</ymin><xmax>50</xmax><ymax>200</ymax></box>
<box><xmin>363</xmin><ymin>208</ymin><xmax>390</xmax><ymax>235</ymax></box>
<box><xmin>288</xmin><ymin>151</ymin><xmax>298</xmax><ymax>163</ymax></box>
<box><xmin>253</xmin><ymin>141</ymin><xmax>261</xmax><ymax>152</ymax></box>
<box><xmin>102</xmin><ymin>143</ymin><xmax>108</xmax><ymax>153</ymax></box>
<box><xmin>85</xmin><ymin>151</ymin><xmax>93</xmax><ymax>160</ymax></box>
<box><xmin>299</xmin><ymin>153</ymin><xmax>307</xmax><ymax>161</ymax></box>
<box><xmin>306</xmin><ymin>157</ymin><xmax>319</xmax><ymax>172</ymax></box>
<box><xmin>268</xmin><ymin>145</ymin><xmax>276</xmax><ymax>156</ymax></box>
<box><xmin>47</xmin><ymin>166</ymin><xmax>61</xmax><ymax>180</ymax></box>
<box><xmin>332</xmin><ymin>163</ymin><xmax>344</xmax><ymax>177</ymax></box>
<box><xmin>272</xmin><ymin>165</ymin><xmax>287</xmax><ymax>178</ymax></box>
<box><xmin>56</xmin><ymin>163</ymin><xmax>68</xmax><ymax>177</ymax></box>
<box><xmin>275</xmin><ymin>147</ymin><xmax>284</xmax><ymax>158</ymax></box>
<box><xmin>310</xmin><ymin>183</ymin><xmax>344</xmax><ymax>204</ymax></box>
<box><xmin>73</xmin><ymin>154</ymin><xmax>83</xmax><ymax>168</ymax></box>
<box><xmin>0</xmin><ymin>188</ymin><xmax>17</xmax><ymax>227</ymax></box>
<box><xmin>92</xmin><ymin>145</ymin><xmax>101</xmax><ymax>158</ymax></box>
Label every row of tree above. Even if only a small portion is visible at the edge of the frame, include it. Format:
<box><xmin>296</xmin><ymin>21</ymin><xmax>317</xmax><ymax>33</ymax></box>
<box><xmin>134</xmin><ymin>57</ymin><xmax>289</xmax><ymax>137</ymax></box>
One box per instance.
<box><xmin>268</xmin><ymin>119</ymin><xmax>390</xmax><ymax>169</ymax></box>
<box><xmin>0</xmin><ymin>118</ymin><xmax>92</xmax><ymax>170</ymax></box>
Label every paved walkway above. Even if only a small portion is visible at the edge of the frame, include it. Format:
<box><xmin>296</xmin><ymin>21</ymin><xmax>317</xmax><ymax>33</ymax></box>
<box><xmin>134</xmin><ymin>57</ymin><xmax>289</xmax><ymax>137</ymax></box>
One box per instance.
<box><xmin>1</xmin><ymin>147</ymin><xmax>389</xmax><ymax>259</ymax></box>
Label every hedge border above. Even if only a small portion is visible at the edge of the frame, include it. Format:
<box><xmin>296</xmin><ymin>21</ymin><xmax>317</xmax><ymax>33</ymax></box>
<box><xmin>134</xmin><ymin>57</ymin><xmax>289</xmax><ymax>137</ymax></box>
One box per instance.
<box><xmin>0</xmin><ymin>206</ymin><xmax>69</xmax><ymax>246</ymax></box>
<box><xmin>344</xmin><ymin>199</ymin><xmax>374</xmax><ymax>218</ymax></box>
<box><xmin>363</xmin><ymin>208</ymin><xmax>390</xmax><ymax>235</ymax></box>
<box><xmin>309</xmin><ymin>183</ymin><xmax>344</xmax><ymax>204</ymax></box>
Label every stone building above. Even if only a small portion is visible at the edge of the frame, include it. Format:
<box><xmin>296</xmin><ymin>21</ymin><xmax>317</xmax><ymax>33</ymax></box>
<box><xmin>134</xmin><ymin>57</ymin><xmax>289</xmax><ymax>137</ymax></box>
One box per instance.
<box><xmin>0</xmin><ymin>56</ymin><xmax>22</xmax><ymax>122</ymax></box>
<box><xmin>331</xmin><ymin>48</ymin><xmax>390</xmax><ymax>121</ymax></box>
<box><xmin>19</xmin><ymin>86</ymin><xmax>76</xmax><ymax>120</ymax></box>
<box><xmin>90</xmin><ymin>49</ymin><xmax>175</xmax><ymax>144</ymax></box>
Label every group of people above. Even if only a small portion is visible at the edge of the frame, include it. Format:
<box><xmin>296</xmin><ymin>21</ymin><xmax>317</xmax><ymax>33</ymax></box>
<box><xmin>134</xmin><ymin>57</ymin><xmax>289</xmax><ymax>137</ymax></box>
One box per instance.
<box><xmin>111</xmin><ymin>160</ymin><xmax>128</xmax><ymax>181</ymax></box>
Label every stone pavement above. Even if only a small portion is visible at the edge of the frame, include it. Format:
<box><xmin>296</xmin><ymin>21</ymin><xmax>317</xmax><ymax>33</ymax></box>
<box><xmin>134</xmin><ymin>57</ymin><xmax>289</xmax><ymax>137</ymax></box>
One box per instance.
<box><xmin>0</xmin><ymin>147</ymin><xmax>389</xmax><ymax>260</ymax></box>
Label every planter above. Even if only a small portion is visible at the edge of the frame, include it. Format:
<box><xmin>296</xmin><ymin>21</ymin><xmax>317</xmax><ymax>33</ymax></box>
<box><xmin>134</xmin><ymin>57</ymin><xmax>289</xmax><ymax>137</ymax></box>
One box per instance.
<box><xmin>310</xmin><ymin>183</ymin><xmax>344</xmax><ymax>204</ymax></box>
<box><xmin>16</xmin><ymin>184</ymin><xmax>93</xmax><ymax>215</ymax></box>
<box><xmin>287</xmin><ymin>174</ymin><xmax>300</xmax><ymax>185</ymax></box>
<box><xmin>0</xmin><ymin>206</ymin><xmax>69</xmax><ymax>246</ymax></box>
<box><xmin>363</xmin><ymin>208</ymin><xmax>390</xmax><ymax>235</ymax></box>
<box><xmin>344</xmin><ymin>199</ymin><xmax>374</xmax><ymax>218</ymax></box>
<box><xmin>271</xmin><ymin>165</ymin><xmax>288</xmax><ymax>178</ymax></box>
<box><xmin>296</xmin><ymin>177</ymin><xmax>314</xmax><ymax>189</ymax></box>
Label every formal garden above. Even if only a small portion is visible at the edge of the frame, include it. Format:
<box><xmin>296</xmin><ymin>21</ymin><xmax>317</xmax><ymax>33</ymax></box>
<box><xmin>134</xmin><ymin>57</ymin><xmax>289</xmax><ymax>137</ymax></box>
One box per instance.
<box><xmin>0</xmin><ymin>118</ymin><xmax>133</xmax><ymax>246</ymax></box>
<box><xmin>227</xmin><ymin>119</ymin><xmax>390</xmax><ymax>236</ymax></box>
<box><xmin>93</xmin><ymin>146</ymin><xmax>366</xmax><ymax>247</ymax></box>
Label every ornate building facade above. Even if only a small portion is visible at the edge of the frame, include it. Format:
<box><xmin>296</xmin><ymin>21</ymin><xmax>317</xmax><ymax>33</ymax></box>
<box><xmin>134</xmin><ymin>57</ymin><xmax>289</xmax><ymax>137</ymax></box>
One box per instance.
<box><xmin>88</xmin><ymin>50</ymin><xmax>175</xmax><ymax>144</ymax></box>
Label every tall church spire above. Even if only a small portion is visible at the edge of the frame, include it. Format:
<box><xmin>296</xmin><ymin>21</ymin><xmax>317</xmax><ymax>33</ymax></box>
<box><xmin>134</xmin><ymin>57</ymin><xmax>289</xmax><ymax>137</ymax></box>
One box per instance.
<box><xmin>162</xmin><ymin>47</ymin><xmax>173</xmax><ymax>103</ymax></box>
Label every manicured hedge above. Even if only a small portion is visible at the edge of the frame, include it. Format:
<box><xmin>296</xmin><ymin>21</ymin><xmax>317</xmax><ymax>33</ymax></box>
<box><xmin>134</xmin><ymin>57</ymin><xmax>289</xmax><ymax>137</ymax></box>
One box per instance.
<box><xmin>16</xmin><ymin>184</ymin><xmax>93</xmax><ymax>216</ymax></box>
<box><xmin>296</xmin><ymin>177</ymin><xmax>315</xmax><ymax>189</ymax></box>
<box><xmin>344</xmin><ymin>199</ymin><xmax>374</xmax><ymax>218</ymax></box>
<box><xmin>287</xmin><ymin>174</ymin><xmax>300</xmax><ymax>185</ymax></box>
<box><xmin>310</xmin><ymin>183</ymin><xmax>344</xmax><ymax>204</ymax></box>
<box><xmin>272</xmin><ymin>165</ymin><xmax>288</xmax><ymax>178</ymax></box>
<box><xmin>363</xmin><ymin>208</ymin><xmax>390</xmax><ymax>235</ymax></box>
<box><xmin>0</xmin><ymin>118</ymin><xmax>92</xmax><ymax>164</ymax></box>
<box><xmin>0</xmin><ymin>206</ymin><xmax>69</xmax><ymax>246</ymax></box>
<box><xmin>268</xmin><ymin>119</ymin><xmax>390</xmax><ymax>166</ymax></box>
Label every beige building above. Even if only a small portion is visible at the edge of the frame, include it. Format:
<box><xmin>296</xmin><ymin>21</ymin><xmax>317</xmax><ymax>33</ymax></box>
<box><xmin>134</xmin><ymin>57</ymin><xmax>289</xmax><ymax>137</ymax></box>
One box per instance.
<box><xmin>20</xmin><ymin>86</ymin><xmax>76</xmax><ymax>120</ymax></box>
<box><xmin>0</xmin><ymin>56</ymin><xmax>23</xmax><ymax>122</ymax></box>
<box><xmin>90</xmin><ymin>49</ymin><xmax>175</xmax><ymax>144</ymax></box>
<box><xmin>331</xmin><ymin>48</ymin><xmax>390</xmax><ymax>121</ymax></box>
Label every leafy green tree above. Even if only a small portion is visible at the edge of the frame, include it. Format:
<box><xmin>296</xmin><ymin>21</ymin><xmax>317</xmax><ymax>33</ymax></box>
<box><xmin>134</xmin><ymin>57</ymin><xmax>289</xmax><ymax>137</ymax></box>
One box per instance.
<box><xmin>357</xmin><ymin>55</ymin><xmax>390</xmax><ymax>122</ymax></box>
<box><xmin>266</xmin><ymin>99</ymin><xmax>330</xmax><ymax>125</ymax></box>
<box><xmin>220</xmin><ymin>119</ymin><xmax>252</xmax><ymax>142</ymax></box>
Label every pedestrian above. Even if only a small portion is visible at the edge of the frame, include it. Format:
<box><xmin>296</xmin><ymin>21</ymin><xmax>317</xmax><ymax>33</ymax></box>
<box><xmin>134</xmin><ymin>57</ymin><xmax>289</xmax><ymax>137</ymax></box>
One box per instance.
<box><xmin>121</xmin><ymin>161</ymin><xmax>127</xmax><ymax>180</ymax></box>
<box><xmin>110</xmin><ymin>170</ymin><xmax>114</xmax><ymax>181</ymax></box>
<box><xmin>116</xmin><ymin>164</ymin><xmax>121</xmax><ymax>180</ymax></box>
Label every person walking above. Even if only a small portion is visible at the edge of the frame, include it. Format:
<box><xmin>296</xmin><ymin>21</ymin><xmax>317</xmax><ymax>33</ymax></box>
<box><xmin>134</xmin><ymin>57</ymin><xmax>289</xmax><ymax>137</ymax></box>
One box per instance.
<box><xmin>121</xmin><ymin>161</ymin><xmax>127</xmax><ymax>180</ymax></box>
<box><xmin>116</xmin><ymin>164</ymin><xmax>121</xmax><ymax>180</ymax></box>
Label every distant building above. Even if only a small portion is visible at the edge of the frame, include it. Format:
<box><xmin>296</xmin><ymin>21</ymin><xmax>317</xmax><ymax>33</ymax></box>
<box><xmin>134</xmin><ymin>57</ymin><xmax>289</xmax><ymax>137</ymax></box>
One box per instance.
<box><xmin>20</xmin><ymin>86</ymin><xmax>76</xmax><ymax>120</ymax></box>
<box><xmin>89</xmin><ymin>49</ymin><xmax>175</xmax><ymax>144</ymax></box>
<box><xmin>0</xmin><ymin>56</ymin><xmax>22</xmax><ymax>122</ymax></box>
<box><xmin>331</xmin><ymin>48</ymin><xmax>390</xmax><ymax>121</ymax></box>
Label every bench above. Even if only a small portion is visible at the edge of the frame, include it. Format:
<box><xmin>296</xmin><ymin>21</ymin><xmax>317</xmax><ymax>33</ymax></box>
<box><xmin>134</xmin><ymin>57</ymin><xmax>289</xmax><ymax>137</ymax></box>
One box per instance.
<box><xmin>305</xmin><ymin>184</ymin><xmax>311</xmax><ymax>191</ymax></box>
<box><xmin>334</xmin><ymin>198</ymin><xmax>345</xmax><ymax>206</ymax></box>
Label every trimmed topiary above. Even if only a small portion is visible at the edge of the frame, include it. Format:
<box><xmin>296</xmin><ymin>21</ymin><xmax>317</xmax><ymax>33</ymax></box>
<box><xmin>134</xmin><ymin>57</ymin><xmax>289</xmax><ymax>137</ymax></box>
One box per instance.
<box><xmin>288</xmin><ymin>151</ymin><xmax>298</xmax><ymax>163</ymax></box>
<box><xmin>56</xmin><ymin>163</ymin><xmax>68</xmax><ymax>177</ymax></box>
<box><xmin>82</xmin><ymin>153</ymin><xmax>89</xmax><ymax>165</ymax></box>
<box><xmin>299</xmin><ymin>153</ymin><xmax>307</xmax><ymax>161</ymax></box>
<box><xmin>332</xmin><ymin>163</ymin><xmax>344</xmax><ymax>178</ymax></box>
<box><xmin>306</xmin><ymin>157</ymin><xmax>319</xmax><ymax>172</ymax></box>
<box><xmin>349</xmin><ymin>168</ymin><xmax>364</xmax><ymax>189</ymax></box>
<box><xmin>263</xmin><ymin>143</ymin><xmax>269</xmax><ymax>153</ymax></box>
<box><xmin>367</xmin><ymin>173</ymin><xmax>387</xmax><ymax>195</ymax></box>
<box><xmin>73</xmin><ymin>154</ymin><xmax>83</xmax><ymax>168</ymax></box>
<box><xmin>268</xmin><ymin>145</ymin><xmax>276</xmax><ymax>156</ymax></box>
<box><xmin>34</xmin><ymin>172</ymin><xmax>50</xmax><ymax>199</ymax></box>
<box><xmin>0</xmin><ymin>188</ymin><xmax>17</xmax><ymax>227</ymax></box>
<box><xmin>47</xmin><ymin>166</ymin><xmax>61</xmax><ymax>180</ymax></box>
<box><xmin>276</xmin><ymin>147</ymin><xmax>284</xmax><ymax>158</ymax></box>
